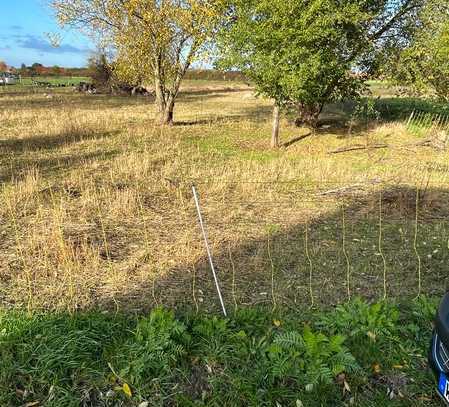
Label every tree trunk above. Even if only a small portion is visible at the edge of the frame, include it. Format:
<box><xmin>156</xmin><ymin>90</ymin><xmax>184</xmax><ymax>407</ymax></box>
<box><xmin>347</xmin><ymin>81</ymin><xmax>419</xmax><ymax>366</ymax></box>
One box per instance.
<box><xmin>161</xmin><ymin>99</ymin><xmax>175</xmax><ymax>125</ymax></box>
<box><xmin>154</xmin><ymin>61</ymin><xmax>166</xmax><ymax>121</ymax></box>
<box><xmin>153</xmin><ymin>46</ymin><xmax>193</xmax><ymax>126</ymax></box>
<box><xmin>155</xmin><ymin>90</ymin><xmax>166</xmax><ymax>118</ymax></box>
<box><xmin>295</xmin><ymin>102</ymin><xmax>323</xmax><ymax>129</ymax></box>
<box><xmin>271</xmin><ymin>104</ymin><xmax>280</xmax><ymax>148</ymax></box>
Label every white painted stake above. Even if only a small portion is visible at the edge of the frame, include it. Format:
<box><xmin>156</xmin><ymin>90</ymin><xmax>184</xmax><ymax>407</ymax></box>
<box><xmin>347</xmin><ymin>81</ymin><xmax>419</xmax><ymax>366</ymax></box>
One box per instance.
<box><xmin>192</xmin><ymin>185</ymin><xmax>227</xmax><ymax>317</ymax></box>
<box><xmin>407</xmin><ymin>110</ymin><xmax>415</xmax><ymax>126</ymax></box>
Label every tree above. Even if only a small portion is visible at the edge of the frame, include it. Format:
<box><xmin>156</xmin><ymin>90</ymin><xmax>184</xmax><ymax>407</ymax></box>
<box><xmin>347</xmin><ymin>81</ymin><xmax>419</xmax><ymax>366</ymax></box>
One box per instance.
<box><xmin>52</xmin><ymin>0</ymin><xmax>225</xmax><ymax>125</ymax></box>
<box><xmin>29</xmin><ymin>63</ymin><xmax>43</xmax><ymax>76</ymax></box>
<box><xmin>18</xmin><ymin>63</ymin><xmax>28</xmax><ymax>77</ymax></box>
<box><xmin>0</xmin><ymin>61</ymin><xmax>7</xmax><ymax>71</ymax></box>
<box><xmin>218</xmin><ymin>0</ymin><xmax>429</xmax><ymax>147</ymax></box>
<box><xmin>87</xmin><ymin>53</ymin><xmax>113</xmax><ymax>90</ymax></box>
<box><xmin>51</xmin><ymin>65</ymin><xmax>62</xmax><ymax>76</ymax></box>
<box><xmin>385</xmin><ymin>1</ymin><xmax>449</xmax><ymax>101</ymax></box>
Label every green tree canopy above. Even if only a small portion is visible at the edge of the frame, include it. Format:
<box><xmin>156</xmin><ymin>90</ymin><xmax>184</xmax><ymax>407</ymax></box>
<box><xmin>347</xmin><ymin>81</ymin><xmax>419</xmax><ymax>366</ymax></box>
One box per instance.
<box><xmin>218</xmin><ymin>0</ymin><xmax>430</xmax><ymax>146</ymax></box>
<box><xmin>385</xmin><ymin>1</ymin><xmax>449</xmax><ymax>100</ymax></box>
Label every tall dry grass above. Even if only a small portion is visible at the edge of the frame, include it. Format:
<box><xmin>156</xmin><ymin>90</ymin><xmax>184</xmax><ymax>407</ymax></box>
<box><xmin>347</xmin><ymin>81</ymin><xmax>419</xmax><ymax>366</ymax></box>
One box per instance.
<box><xmin>1</xmin><ymin>86</ymin><xmax>449</xmax><ymax>312</ymax></box>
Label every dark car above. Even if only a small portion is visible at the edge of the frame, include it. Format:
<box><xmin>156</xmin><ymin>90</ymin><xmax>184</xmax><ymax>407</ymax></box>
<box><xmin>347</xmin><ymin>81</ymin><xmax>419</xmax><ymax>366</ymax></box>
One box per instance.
<box><xmin>429</xmin><ymin>292</ymin><xmax>449</xmax><ymax>404</ymax></box>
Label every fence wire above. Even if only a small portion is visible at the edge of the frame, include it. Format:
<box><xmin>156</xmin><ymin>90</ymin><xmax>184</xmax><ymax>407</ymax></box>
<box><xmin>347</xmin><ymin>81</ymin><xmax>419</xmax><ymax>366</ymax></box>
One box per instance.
<box><xmin>2</xmin><ymin>178</ymin><xmax>448</xmax><ymax>313</ymax></box>
<box><xmin>137</xmin><ymin>180</ymin><xmax>449</xmax><ymax>313</ymax></box>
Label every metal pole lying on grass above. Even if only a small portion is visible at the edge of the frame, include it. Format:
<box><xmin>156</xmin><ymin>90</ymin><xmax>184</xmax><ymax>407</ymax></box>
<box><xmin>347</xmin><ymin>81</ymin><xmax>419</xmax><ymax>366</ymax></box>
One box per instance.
<box><xmin>192</xmin><ymin>185</ymin><xmax>227</xmax><ymax>317</ymax></box>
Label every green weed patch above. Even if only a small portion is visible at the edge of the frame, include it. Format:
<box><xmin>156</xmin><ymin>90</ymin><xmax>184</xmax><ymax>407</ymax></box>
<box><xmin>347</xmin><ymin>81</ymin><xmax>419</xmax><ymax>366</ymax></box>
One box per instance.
<box><xmin>0</xmin><ymin>298</ymin><xmax>441</xmax><ymax>406</ymax></box>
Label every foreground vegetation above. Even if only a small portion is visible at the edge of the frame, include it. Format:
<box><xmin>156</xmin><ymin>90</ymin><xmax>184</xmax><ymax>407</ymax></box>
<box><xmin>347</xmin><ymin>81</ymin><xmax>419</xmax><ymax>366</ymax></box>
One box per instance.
<box><xmin>0</xmin><ymin>297</ymin><xmax>441</xmax><ymax>406</ymax></box>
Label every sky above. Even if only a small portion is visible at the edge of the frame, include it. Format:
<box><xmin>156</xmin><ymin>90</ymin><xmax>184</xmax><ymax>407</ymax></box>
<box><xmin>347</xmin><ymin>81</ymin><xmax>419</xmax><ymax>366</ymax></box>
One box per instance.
<box><xmin>0</xmin><ymin>0</ymin><xmax>92</xmax><ymax>68</ymax></box>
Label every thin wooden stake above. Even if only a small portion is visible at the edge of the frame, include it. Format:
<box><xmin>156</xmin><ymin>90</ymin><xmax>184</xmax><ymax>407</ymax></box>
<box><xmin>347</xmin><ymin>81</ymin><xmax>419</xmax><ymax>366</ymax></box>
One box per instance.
<box><xmin>406</xmin><ymin>110</ymin><xmax>415</xmax><ymax>127</ymax></box>
<box><xmin>192</xmin><ymin>185</ymin><xmax>227</xmax><ymax>317</ymax></box>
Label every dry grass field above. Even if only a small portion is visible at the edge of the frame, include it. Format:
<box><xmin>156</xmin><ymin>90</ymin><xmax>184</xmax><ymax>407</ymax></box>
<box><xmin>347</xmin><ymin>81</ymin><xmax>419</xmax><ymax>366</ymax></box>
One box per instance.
<box><xmin>1</xmin><ymin>82</ymin><xmax>449</xmax><ymax>314</ymax></box>
<box><xmin>2</xmin><ymin>81</ymin><xmax>449</xmax><ymax>407</ymax></box>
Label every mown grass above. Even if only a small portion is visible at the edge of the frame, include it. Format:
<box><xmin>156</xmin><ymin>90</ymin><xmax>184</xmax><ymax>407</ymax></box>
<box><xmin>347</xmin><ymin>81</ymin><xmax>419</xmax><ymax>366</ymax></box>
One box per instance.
<box><xmin>0</xmin><ymin>297</ymin><xmax>441</xmax><ymax>406</ymax></box>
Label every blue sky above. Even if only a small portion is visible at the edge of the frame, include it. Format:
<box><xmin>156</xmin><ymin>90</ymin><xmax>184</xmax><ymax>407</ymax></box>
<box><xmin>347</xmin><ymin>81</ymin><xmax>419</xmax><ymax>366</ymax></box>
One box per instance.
<box><xmin>0</xmin><ymin>0</ymin><xmax>92</xmax><ymax>67</ymax></box>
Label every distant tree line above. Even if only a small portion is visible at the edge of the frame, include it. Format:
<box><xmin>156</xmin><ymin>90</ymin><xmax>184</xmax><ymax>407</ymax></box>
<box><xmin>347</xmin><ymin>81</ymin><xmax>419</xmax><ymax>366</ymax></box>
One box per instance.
<box><xmin>15</xmin><ymin>63</ymin><xmax>90</xmax><ymax>77</ymax></box>
<box><xmin>8</xmin><ymin>60</ymin><xmax>245</xmax><ymax>83</ymax></box>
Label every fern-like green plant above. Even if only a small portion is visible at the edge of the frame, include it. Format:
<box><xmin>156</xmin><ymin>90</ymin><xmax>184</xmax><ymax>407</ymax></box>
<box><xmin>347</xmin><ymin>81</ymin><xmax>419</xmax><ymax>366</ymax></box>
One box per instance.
<box><xmin>116</xmin><ymin>307</ymin><xmax>190</xmax><ymax>395</ymax></box>
<box><xmin>192</xmin><ymin>315</ymin><xmax>237</xmax><ymax>366</ymax></box>
<box><xmin>266</xmin><ymin>327</ymin><xmax>358</xmax><ymax>389</ymax></box>
<box><xmin>410</xmin><ymin>295</ymin><xmax>438</xmax><ymax>326</ymax></box>
<box><xmin>192</xmin><ymin>315</ymin><xmax>228</xmax><ymax>339</ymax></box>
<box><xmin>318</xmin><ymin>297</ymin><xmax>399</xmax><ymax>342</ymax></box>
<box><xmin>404</xmin><ymin>295</ymin><xmax>439</xmax><ymax>346</ymax></box>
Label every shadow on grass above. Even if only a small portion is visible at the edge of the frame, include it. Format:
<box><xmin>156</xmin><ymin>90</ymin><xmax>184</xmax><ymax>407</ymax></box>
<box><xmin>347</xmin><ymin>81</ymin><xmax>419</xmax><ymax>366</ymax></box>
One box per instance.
<box><xmin>0</xmin><ymin>149</ymin><xmax>120</xmax><ymax>183</ymax></box>
<box><xmin>173</xmin><ymin>101</ymin><xmax>273</xmax><ymax>126</ymax></box>
<box><xmin>313</xmin><ymin>97</ymin><xmax>449</xmax><ymax>138</ymax></box>
<box><xmin>107</xmin><ymin>184</ymin><xmax>449</xmax><ymax>313</ymax></box>
<box><xmin>0</xmin><ymin>125</ymin><xmax>120</xmax><ymax>182</ymax></box>
<box><xmin>173</xmin><ymin>112</ymin><xmax>270</xmax><ymax>126</ymax></box>
<box><xmin>281</xmin><ymin>132</ymin><xmax>313</xmax><ymax>148</ymax></box>
<box><xmin>174</xmin><ymin>118</ymin><xmax>229</xmax><ymax>126</ymax></box>
<box><xmin>0</xmin><ymin>128</ymin><xmax>119</xmax><ymax>155</ymax></box>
